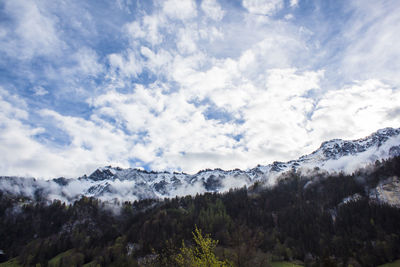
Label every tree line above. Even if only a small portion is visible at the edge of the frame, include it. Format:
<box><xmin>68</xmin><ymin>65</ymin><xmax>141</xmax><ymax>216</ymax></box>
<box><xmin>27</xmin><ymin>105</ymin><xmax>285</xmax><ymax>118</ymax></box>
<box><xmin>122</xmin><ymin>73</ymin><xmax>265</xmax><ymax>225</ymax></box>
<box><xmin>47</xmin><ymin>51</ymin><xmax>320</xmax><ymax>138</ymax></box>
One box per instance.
<box><xmin>1</xmin><ymin>156</ymin><xmax>400</xmax><ymax>266</ymax></box>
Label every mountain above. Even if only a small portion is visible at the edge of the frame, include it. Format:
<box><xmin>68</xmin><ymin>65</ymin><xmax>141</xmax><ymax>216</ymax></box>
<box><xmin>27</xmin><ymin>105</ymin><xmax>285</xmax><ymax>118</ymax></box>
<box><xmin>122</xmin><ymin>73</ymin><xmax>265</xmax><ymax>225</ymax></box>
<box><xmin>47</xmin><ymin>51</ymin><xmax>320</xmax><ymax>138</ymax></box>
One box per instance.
<box><xmin>1</xmin><ymin>127</ymin><xmax>400</xmax><ymax>203</ymax></box>
<box><xmin>2</xmin><ymin>154</ymin><xmax>400</xmax><ymax>267</ymax></box>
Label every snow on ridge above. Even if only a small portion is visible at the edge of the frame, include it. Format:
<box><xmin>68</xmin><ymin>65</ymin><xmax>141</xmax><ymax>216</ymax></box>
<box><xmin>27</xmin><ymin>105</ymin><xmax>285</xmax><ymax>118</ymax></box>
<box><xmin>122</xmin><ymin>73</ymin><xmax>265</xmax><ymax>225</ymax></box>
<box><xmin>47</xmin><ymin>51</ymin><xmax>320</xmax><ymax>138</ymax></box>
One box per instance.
<box><xmin>1</xmin><ymin>127</ymin><xmax>400</xmax><ymax>202</ymax></box>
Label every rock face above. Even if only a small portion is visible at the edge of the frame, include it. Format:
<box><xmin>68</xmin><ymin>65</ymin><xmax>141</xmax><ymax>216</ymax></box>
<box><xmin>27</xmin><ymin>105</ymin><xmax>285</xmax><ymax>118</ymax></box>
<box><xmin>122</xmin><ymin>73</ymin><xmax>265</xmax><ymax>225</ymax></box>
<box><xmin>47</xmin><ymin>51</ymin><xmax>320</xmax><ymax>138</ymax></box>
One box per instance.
<box><xmin>1</xmin><ymin>127</ymin><xmax>400</xmax><ymax>203</ymax></box>
<box><xmin>370</xmin><ymin>176</ymin><xmax>400</xmax><ymax>207</ymax></box>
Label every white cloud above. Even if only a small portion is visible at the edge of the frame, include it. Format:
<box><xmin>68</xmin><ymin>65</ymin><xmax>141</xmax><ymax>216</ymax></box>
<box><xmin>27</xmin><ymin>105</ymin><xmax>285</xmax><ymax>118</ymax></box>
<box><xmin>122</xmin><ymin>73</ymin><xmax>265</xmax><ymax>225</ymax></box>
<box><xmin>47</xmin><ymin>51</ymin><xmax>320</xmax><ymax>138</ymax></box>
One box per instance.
<box><xmin>176</xmin><ymin>26</ymin><xmax>199</xmax><ymax>54</ymax></box>
<box><xmin>89</xmin><ymin>58</ymin><xmax>327</xmax><ymax>172</ymax></box>
<box><xmin>125</xmin><ymin>15</ymin><xmax>165</xmax><ymax>46</ymax></box>
<box><xmin>290</xmin><ymin>0</ymin><xmax>299</xmax><ymax>8</ymax></box>
<box><xmin>73</xmin><ymin>48</ymin><xmax>104</xmax><ymax>76</ymax></box>
<box><xmin>284</xmin><ymin>14</ymin><xmax>294</xmax><ymax>20</ymax></box>
<box><xmin>0</xmin><ymin>0</ymin><xmax>62</xmax><ymax>60</ymax></box>
<box><xmin>201</xmin><ymin>0</ymin><xmax>225</xmax><ymax>21</ymax></box>
<box><xmin>0</xmin><ymin>90</ymin><xmax>62</xmax><ymax>178</ymax></box>
<box><xmin>198</xmin><ymin>26</ymin><xmax>224</xmax><ymax>42</ymax></box>
<box><xmin>89</xmin><ymin>83</ymin><xmax>242</xmax><ymax>172</ymax></box>
<box><xmin>340</xmin><ymin>1</ymin><xmax>400</xmax><ymax>85</ymax></box>
<box><xmin>162</xmin><ymin>0</ymin><xmax>197</xmax><ymax>21</ymax></box>
<box><xmin>32</xmin><ymin>86</ymin><xmax>49</xmax><ymax>96</ymax></box>
<box><xmin>265</xmin><ymin>68</ymin><xmax>323</xmax><ymax>98</ymax></box>
<box><xmin>242</xmin><ymin>0</ymin><xmax>284</xmax><ymax>16</ymax></box>
<box><xmin>309</xmin><ymin>80</ymin><xmax>400</xmax><ymax>142</ymax></box>
<box><xmin>61</xmin><ymin>48</ymin><xmax>104</xmax><ymax>78</ymax></box>
<box><xmin>86</xmin><ymin>5</ymin><xmax>400</xmax><ymax>174</ymax></box>
<box><xmin>0</xmin><ymin>88</ymin><xmax>134</xmax><ymax>178</ymax></box>
<box><xmin>3</xmin><ymin>74</ymin><xmax>397</xmax><ymax>178</ymax></box>
<box><xmin>140</xmin><ymin>46</ymin><xmax>173</xmax><ymax>71</ymax></box>
<box><xmin>108</xmin><ymin>50</ymin><xmax>143</xmax><ymax>78</ymax></box>
<box><xmin>39</xmin><ymin>109</ymin><xmax>133</xmax><ymax>165</ymax></box>
<box><xmin>0</xmin><ymin>87</ymin><xmax>29</xmax><ymax>119</ymax></box>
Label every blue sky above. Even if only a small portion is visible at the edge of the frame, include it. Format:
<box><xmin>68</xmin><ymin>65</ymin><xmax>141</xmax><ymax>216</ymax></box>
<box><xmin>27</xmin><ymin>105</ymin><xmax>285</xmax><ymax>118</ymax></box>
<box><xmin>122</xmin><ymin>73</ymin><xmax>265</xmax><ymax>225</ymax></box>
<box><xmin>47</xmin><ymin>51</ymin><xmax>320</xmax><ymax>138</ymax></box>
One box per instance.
<box><xmin>1</xmin><ymin>0</ymin><xmax>400</xmax><ymax>178</ymax></box>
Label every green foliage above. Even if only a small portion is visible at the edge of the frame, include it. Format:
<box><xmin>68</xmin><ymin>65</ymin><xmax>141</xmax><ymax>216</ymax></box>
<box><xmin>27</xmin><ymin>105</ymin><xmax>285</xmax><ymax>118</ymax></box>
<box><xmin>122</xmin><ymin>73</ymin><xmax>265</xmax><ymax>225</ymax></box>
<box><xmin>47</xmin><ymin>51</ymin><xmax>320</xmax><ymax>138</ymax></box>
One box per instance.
<box><xmin>378</xmin><ymin>259</ymin><xmax>400</xmax><ymax>267</ymax></box>
<box><xmin>48</xmin><ymin>249</ymin><xmax>84</xmax><ymax>267</ymax></box>
<box><xmin>199</xmin><ymin>199</ymin><xmax>232</xmax><ymax>230</ymax></box>
<box><xmin>0</xmin><ymin>258</ymin><xmax>21</xmax><ymax>267</ymax></box>
<box><xmin>175</xmin><ymin>226</ymin><xmax>231</xmax><ymax>267</ymax></box>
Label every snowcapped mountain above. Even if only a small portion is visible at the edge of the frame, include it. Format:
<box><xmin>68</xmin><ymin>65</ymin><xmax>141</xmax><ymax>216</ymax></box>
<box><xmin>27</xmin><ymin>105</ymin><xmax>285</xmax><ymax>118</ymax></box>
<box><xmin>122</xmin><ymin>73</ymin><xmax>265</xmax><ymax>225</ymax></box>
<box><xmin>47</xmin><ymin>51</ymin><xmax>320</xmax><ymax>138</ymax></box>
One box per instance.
<box><xmin>1</xmin><ymin>127</ymin><xmax>400</xmax><ymax>203</ymax></box>
<box><xmin>258</xmin><ymin>127</ymin><xmax>400</xmax><ymax>177</ymax></box>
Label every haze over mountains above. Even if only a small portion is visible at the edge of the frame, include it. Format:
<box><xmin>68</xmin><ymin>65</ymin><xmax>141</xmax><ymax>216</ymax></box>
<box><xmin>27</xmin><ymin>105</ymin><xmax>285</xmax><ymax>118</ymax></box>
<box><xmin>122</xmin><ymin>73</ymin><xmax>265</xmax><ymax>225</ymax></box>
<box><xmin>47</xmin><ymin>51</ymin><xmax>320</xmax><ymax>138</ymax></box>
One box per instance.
<box><xmin>1</xmin><ymin>127</ymin><xmax>399</xmax><ymax>203</ymax></box>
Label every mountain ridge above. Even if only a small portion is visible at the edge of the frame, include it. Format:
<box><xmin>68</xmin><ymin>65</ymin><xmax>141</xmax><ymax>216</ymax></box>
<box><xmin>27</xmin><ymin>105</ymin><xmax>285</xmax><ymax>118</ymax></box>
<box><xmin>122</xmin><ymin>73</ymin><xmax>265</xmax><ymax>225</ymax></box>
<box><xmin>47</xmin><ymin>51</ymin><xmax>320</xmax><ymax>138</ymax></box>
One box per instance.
<box><xmin>1</xmin><ymin>127</ymin><xmax>400</xmax><ymax>203</ymax></box>
<box><xmin>86</xmin><ymin>127</ymin><xmax>400</xmax><ymax>178</ymax></box>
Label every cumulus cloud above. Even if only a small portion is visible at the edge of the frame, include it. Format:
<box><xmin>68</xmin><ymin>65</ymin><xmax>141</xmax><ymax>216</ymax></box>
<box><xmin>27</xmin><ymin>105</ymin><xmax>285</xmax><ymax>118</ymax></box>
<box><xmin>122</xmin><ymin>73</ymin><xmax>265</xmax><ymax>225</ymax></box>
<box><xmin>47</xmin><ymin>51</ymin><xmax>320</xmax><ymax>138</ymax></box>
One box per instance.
<box><xmin>0</xmin><ymin>89</ymin><xmax>59</xmax><ymax>178</ymax></box>
<box><xmin>108</xmin><ymin>50</ymin><xmax>143</xmax><ymax>79</ymax></box>
<box><xmin>124</xmin><ymin>15</ymin><xmax>165</xmax><ymax>46</ymax></box>
<box><xmin>309</xmin><ymin>80</ymin><xmax>400</xmax><ymax>142</ymax></box>
<box><xmin>162</xmin><ymin>0</ymin><xmax>197</xmax><ymax>21</ymax></box>
<box><xmin>0</xmin><ymin>88</ymin><xmax>133</xmax><ymax>178</ymax></box>
<box><xmin>201</xmin><ymin>0</ymin><xmax>225</xmax><ymax>21</ymax></box>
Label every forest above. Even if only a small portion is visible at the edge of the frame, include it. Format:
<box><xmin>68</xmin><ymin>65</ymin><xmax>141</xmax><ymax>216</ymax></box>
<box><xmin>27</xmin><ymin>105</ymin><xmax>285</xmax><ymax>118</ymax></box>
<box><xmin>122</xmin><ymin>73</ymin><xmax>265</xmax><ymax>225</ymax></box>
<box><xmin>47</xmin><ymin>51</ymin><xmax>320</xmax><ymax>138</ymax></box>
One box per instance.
<box><xmin>1</xmin><ymin>156</ymin><xmax>400</xmax><ymax>266</ymax></box>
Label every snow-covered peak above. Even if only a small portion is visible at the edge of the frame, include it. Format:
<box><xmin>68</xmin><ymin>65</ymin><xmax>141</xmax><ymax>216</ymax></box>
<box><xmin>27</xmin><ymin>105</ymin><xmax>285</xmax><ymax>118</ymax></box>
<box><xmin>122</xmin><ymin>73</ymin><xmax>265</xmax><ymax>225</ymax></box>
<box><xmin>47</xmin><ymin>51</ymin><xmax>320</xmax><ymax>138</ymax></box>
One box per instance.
<box><xmin>1</xmin><ymin>127</ymin><xmax>399</xmax><ymax>202</ymax></box>
<box><xmin>300</xmin><ymin>127</ymin><xmax>400</xmax><ymax>162</ymax></box>
<box><xmin>87</xmin><ymin>127</ymin><xmax>400</xmax><ymax>186</ymax></box>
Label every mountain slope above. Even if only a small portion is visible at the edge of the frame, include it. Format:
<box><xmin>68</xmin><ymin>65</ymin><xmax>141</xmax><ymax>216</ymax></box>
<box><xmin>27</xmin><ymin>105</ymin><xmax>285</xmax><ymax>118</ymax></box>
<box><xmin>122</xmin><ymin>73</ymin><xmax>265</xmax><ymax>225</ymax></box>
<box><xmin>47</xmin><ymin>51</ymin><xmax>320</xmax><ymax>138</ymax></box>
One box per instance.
<box><xmin>1</xmin><ymin>127</ymin><xmax>399</xmax><ymax>202</ymax></box>
<box><xmin>2</xmin><ymin>155</ymin><xmax>400</xmax><ymax>267</ymax></box>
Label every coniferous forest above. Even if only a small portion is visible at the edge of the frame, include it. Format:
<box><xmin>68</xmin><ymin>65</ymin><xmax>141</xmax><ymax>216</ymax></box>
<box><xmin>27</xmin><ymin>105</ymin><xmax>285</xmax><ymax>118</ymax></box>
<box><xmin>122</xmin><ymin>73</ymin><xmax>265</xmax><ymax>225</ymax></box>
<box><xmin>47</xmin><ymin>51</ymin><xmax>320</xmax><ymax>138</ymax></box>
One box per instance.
<box><xmin>1</xmin><ymin>157</ymin><xmax>400</xmax><ymax>267</ymax></box>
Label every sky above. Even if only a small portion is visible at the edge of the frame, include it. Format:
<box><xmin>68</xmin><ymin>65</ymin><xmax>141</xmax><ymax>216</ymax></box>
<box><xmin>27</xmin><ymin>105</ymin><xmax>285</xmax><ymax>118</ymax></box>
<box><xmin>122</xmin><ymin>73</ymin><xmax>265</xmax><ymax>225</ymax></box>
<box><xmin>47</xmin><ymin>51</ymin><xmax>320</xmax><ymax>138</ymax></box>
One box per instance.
<box><xmin>0</xmin><ymin>0</ymin><xmax>400</xmax><ymax>178</ymax></box>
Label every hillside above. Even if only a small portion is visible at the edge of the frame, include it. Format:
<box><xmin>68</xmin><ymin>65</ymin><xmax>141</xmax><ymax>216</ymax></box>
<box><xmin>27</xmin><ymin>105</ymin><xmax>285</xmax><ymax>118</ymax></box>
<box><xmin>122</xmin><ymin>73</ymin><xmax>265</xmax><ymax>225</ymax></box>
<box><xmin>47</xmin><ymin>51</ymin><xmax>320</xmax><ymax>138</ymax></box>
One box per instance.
<box><xmin>1</xmin><ymin>156</ymin><xmax>400</xmax><ymax>266</ymax></box>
